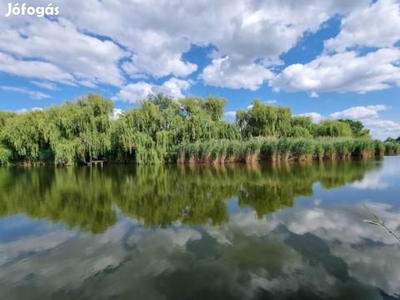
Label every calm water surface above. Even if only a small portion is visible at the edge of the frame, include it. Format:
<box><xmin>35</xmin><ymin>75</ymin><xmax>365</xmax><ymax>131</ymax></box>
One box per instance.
<box><xmin>0</xmin><ymin>157</ymin><xmax>399</xmax><ymax>300</ymax></box>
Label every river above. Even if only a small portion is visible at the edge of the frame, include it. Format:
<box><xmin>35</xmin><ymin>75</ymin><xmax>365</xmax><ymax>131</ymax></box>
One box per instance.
<box><xmin>0</xmin><ymin>157</ymin><xmax>399</xmax><ymax>299</ymax></box>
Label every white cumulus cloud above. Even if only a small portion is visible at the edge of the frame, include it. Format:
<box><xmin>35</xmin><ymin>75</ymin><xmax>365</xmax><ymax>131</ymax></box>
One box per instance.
<box><xmin>113</xmin><ymin>78</ymin><xmax>191</xmax><ymax>103</ymax></box>
<box><xmin>201</xmin><ymin>56</ymin><xmax>274</xmax><ymax>90</ymax></box>
<box><xmin>296</xmin><ymin>112</ymin><xmax>324</xmax><ymax>123</ymax></box>
<box><xmin>325</xmin><ymin>0</ymin><xmax>400</xmax><ymax>52</ymax></box>
<box><xmin>224</xmin><ymin>111</ymin><xmax>237</xmax><ymax>118</ymax></box>
<box><xmin>330</xmin><ymin>105</ymin><xmax>389</xmax><ymax>119</ymax></box>
<box><xmin>110</xmin><ymin>108</ymin><xmax>123</xmax><ymax>120</ymax></box>
<box><xmin>0</xmin><ymin>0</ymin><xmax>374</xmax><ymax>91</ymax></box>
<box><xmin>0</xmin><ymin>53</ymin><xmax>76</xmax><ymax>85</ymax></box>
<box><xmin>271</xmin><ymin>48</ymin><xmax>400</xmax><ymax>94</ymax></box>
<box><xmin>328</xmin><ymin>104</ymin><xmax>399</xmax><ymax>139</ymax></box>
<box><xmin>0</xmin><ymin>18</ymin><xmax>127</xmax><ymax>87</ymax></box>
<box><xmin>363</xmin><ymin>119</ymin><xmax>400</xmax><ymax>140</ymax></box>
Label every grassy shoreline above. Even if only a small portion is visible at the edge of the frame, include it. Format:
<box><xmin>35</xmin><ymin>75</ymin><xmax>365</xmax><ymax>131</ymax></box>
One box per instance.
<box><xmin>171</xmin><ymin>138</ymin><xmax>400</xmax><ymax>165</ymax></box>
<box><xmin>2</xmin><ymin>137</ymin><xmax>399</xmax><ymax>167</ymax></box>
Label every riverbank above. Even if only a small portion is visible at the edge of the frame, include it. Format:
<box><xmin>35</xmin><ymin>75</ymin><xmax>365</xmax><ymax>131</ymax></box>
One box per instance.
<box><xmin>2</xmin><ymin>137</ymin><xmax>399</xmax><ymax>167</ymax></box>
<box><xmin>171</xmin><ymin>138</ymin><xmax>400</xmax><ymax>165</ymax></box>
<box><xmin>1</xmin><ymin>94</ymin><xmax>400</xmax><ymax>166</ymax></box>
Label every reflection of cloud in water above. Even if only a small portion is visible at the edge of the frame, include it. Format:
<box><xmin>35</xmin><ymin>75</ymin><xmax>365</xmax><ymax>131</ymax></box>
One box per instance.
<box><xmin>0</xmin><ymin>224</ymin><xmax>128</xmax><ymax>294</ymax></box>
<box><xmin>282</xmin><ymin>203</ymin><xmax>400</xmax><ymax>296</ymax></box>
<box><xmin>351</xmin><ymin>171</ymin><xmax>388</xmax><ymax>190</ymax></box>
<box><xmin>0</xmin><ymin>222</ymin><xmax>204</xmax><ymax>298</ymax></box>
<box><xmin>351</xmin><ymin>157</ymin><xmax>399</xmax><ymax>190</ymax></box>
<box><xmin>0</xmin><ymin>203</ymin><xmax>399</xmax><ymax>299</ymax></box>
<box><xmin>285</xmin><ymin>203</ymin><xmax>400</xmax><ymax>245</ymax></box>
<box><xmin>332</xmin><ymin>244</ymin><xmax>400</xmax><ymax>296</ymax></box>
<box><xmin>127</xmin><ymin>226</ymin><xmax>202</xmax><ymax>251</ymax></box>
<box><xmin>206</xmin><ymin>212</ymin><xmax>280</xmax><ymax>244</ymax></box>
<box><xmin>0</xmin><ymin>231</ymin><xmax>75</xmax><ymax>266</ymax></box>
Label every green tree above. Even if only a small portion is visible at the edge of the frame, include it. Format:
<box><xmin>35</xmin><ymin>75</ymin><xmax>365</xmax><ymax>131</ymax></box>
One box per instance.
<box><xmin>338</xmin><ymin>119</ymin><xmax>370</xmax><ymax>138</ymax></box>
<box><xmin>76</xmin><ymin>94</ymin><xmax>114</xmax><ymax>162</ymax></box>
<box><xmin>317</xmin><ymin>120</ymin><xmax>353</xmax><ymax>138</ymax></box>
<box><xmin>236</xmin><ymin>99</ymin><xmax>292</xmax><ymax>138</ymax></box>
<box><xmin>1</xmin><ymin>110</ymin><xmax>48</xmax><ymax>163</ymax></box>
<box><xmin>0</xmin><ymin>93</ymin><xmax>390</xmax><ymax>166</ymax></box>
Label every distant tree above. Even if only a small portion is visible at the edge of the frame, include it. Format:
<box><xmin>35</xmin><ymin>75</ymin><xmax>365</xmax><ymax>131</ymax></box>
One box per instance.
<box><xmin>236</xmin><ymin>99</ymin><xmax>292</xmax><ymax>138</ymax></box>
<box><xmin>317</xmin><ymin>120</ymin><xmax>353</xmax><ymax>138</ymax></box>
<box><xmin>289</xmin><ymin>126</ymin><xmax>313</xmax><ymax>138</ymax></box>
<box><xmin>289</xmin><ymin>116</ymin><xmax>313</xmax><ymax>138</ymax></box>
<box><xmin>338</xmin><ymin>119</ymin><xmax>370</xmax><ymax>138</ymax></box>
<box><xmin>204</xmin><ymin>96</ymin><xmax>226</xmax><ymax>121</ymax></box>
<box><xmin>385</xmin><ymin>137</ymin><xmax>400</xmax><ymax>143</ymax></box>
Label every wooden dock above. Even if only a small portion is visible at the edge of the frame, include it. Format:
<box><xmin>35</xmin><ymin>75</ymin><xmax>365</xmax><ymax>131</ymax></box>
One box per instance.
<box><xmin>86</xmin><ymin>160</ymin><xmax>104</xmax><ymax>167</ymax></box>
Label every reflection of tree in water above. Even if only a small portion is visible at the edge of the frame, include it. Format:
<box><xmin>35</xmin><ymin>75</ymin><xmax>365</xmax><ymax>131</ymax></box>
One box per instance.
<box><xmin>0</xmin><ymin>159</ymin><xmax>382</xmax><ymax>233</ymax></box>
<box><xmin>0</xmin><ymin>167</ymin><xmax>117</xmax><ymax>234</ymax></box>
<box><xmin>237</xmin><ymin>160</ymin><xmax>382</xmax><ymax>218</ymax></box>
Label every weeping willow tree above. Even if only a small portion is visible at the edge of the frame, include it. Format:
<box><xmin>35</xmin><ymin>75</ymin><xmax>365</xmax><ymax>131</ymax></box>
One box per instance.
<box><xmin>0</xmin><ymin>94</ymin><xmax>114</xmax><ymax>166</ymax></box>
<box><xmin>43</xmin><ymin>102</ymin><xmax>81</xmax><ymax>165</ymax></box>
<box><xmin>317</xmin><ymin>120</ymin><xmax>353</xmax><ymax>138</ymax></box>
<box><xmin>289</xmin><ymin>116</ymin><xmax>316</xmax><ymax>138</ymax></box>
<box><xmin>236</xmin><ymin>99</ymin><xmax>292</xmax><ymax>138</ymax></box>
<box><xmin>42</xmin><ymin>94</ymin><xmax>113</xmax><ymax>165</ymax></box>
<box><xmin>76</xmin><ymin>94</ymin><xmax>113</xmax><ymax>162</ymax></box>
<box><xmin>0</xmin><ymin>112</ymin><xmax>16</xmax><ymax>164</ymax></box>
<box><xmin>110</xmin><ymin>97</ymin><xmax>177</xmax><ymax>164</ymax></box>
<box><xmin>1</xmin><ymin>110</ymin><xmax>49</xmax><ymax>164</ymax></box>
<box><xmin>108</xmin><ymin>95</ymin><xmax>239</xmax><ymax>164</ymax></box>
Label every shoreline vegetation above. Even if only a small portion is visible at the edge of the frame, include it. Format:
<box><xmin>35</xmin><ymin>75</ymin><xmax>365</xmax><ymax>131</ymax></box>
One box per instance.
<box><xmin>0</xmin><ymin>94</ymin><xmax>399</xmax><ymax>166</ymax></box>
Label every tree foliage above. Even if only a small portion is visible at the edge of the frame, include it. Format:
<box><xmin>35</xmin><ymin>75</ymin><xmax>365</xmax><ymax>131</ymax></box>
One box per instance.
<box><xmin>317</xmin><ymin>120</ymin><xmax>353</xmax><ymax>138</ymax></box>
<box><xmin>338</xmin><ymin>119</ymin><xmax>371</xmax><ymax>138</ymax></box>
<box><xmin>385</xmin><ymin>136</ymin><xmax>400</xmax><ymax>143</ymax></box>
<box><xmin>236</xmin><ymin>99</ymin><xmax>292</xmax><ymax>138</ymax></box>
<box><xmin>0</xmin><ymin>93</ymin><xmax>389</xmax><ymax>166</ymax></box>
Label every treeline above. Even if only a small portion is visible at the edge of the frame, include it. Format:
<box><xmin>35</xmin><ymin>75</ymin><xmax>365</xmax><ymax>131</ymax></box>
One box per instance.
<box><xmin>0</xmin><ymin>94</ymin><xmax>399</xmax><ymax>165</ymax></box>
<box><xmin>0</xmin><ymin>160</ymin><xmax>380</xmax><ymax>232</ymax></box>
<box><xmin>385</xmin><ymin>136</ymin><xmax>400</xmax><ymax>142</ymax></box>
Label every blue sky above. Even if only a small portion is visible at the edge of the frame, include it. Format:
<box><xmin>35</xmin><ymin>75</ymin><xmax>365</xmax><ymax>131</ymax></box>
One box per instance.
<box><xmin>0</xmin><ymin>0</ymin><xmax>399</xmax><ymax>139</ymax></box>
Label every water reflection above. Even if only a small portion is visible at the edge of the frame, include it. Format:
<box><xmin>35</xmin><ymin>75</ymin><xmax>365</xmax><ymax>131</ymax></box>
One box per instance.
<box><xmin>0</xmin><ymin>159</ymin><xmax>382</xmax><ymax>232</ymax></box>
<box><xmin>1</xmin><ymin>205</ymin><xmax>399</xmax><ymax>299</ymax></box>
<box><xmin>0</xmin><ymin>157</ymin><xmax>399</xmax><ymax>300</ymax></box>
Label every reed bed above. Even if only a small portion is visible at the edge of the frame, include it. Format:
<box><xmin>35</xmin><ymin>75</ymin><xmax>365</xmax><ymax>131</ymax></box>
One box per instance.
<box><xmin>384</xmin><ymin>141</ymin><xmax>400</xmax><ymax>155</ymax></box>
<box><xmin>171</xmin><ymin>138</ymin><xmax>394</xmax><ymax>164</ymax></box>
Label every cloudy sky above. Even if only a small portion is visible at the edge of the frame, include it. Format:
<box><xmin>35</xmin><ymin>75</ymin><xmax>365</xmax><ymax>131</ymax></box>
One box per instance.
<box><xmin>0</xmin><ymin>0</ymin><xmax>399</xmax><ymax>139</ymax></box>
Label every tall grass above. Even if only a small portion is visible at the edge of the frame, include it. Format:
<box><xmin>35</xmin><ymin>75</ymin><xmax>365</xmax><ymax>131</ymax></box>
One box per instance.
<box><xmin>171</xmin><ymin>138</ymin><xmax>395</xmax><ymax>164</ymax></box>
<box><xmin>384</xmin><ymin>141</ymin><xmax>400</xmax><ymax>155</ymax></box>
<box><xmin>363</xmin><ymin>205</ymin><xmax>400</xmax><ymax>243</ymax></box>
